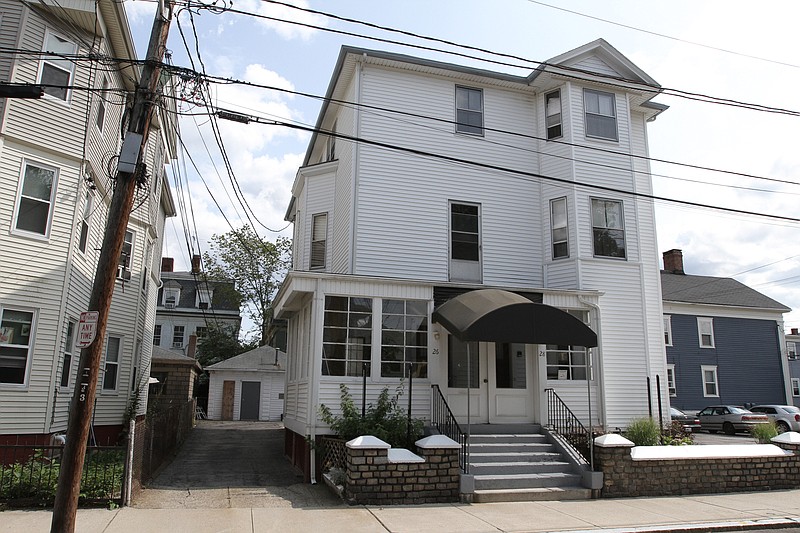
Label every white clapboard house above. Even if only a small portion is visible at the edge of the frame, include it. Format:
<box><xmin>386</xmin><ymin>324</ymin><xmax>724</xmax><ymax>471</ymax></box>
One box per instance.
<box><xmin>0</xmin><ymin>1</ymin><xmax>176</xmax><ymax>444</ymax></box>
<box><xmin>274</xmin><ymin>39</ymin><xmax>669</xmax><ymax>494</ymax></box>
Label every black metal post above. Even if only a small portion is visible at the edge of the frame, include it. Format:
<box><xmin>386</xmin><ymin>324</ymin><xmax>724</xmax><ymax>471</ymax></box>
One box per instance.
<box><xmin>646</xmin><ymin>376</ymin><xmax>653</xmax><ymax>418</ymax></box>
<box><xmin>656</xmin><ymin>375</ymin><xmax>663</xmax><ymax>424</ymax></box>
<box><xmin>407</xmin><ymin>362</ymin><xmax>413</xmax><ymax>447</ymax></box>
<box><xmin>362</xmin><ymin>362</ymin><xmax>368</xmax><ymax>419</ymax></box>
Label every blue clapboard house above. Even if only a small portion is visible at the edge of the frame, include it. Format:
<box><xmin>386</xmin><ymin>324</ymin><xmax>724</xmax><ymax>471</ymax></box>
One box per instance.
<box><xmin>661</xmin><ymin>250</ymin><xmax>793</xmax><ymax>410</ymax></box>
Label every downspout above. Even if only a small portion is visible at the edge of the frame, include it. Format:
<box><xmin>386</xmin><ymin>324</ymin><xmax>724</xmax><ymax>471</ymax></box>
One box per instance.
<box><xmin>578</xmin><ymin>295</ymin><xmax>605</xmax><ymax>430</ymax></box>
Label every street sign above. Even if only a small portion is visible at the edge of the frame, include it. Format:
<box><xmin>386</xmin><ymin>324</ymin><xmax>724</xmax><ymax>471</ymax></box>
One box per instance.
<box><xmin>76</xmin><ymin>311</ymin><xmax>99</xmax><ymax>348</ymax></box>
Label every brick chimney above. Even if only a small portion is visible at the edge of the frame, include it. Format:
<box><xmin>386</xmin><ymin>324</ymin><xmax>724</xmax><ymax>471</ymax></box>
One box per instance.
<box><xmin>161</xmin><ymin>257</ymin><xmax>174</xmax><ymax>272</ymax></box>
<box><xmin>191</xmin><ymin>254</ymin><xmax>202</xmax><ymax>275</ymax></box>
<box><xmin>792</xmin><ymin>328</ymin><xmax>798</xmax><ymax>335</ymax></box>
<box><xmin>663</xmin><ymin>249</ymin><xmax>684</xmax><ymax>274</ymax></box>
<box><xmin>187</xmin><ymin>334</ymin><xmax>197</xmax><ymax>359</ymax></box>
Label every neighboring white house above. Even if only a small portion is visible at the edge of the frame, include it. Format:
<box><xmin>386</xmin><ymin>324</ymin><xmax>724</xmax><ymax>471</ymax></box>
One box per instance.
<box><xmin>206</xmin><ymin>345</ymin><xmax>286</xmax><ymax>421</ymax></box>
<box><xmin>154</xmin><ymin>255</ymin><xmax>242</xmax><ymax>353</ymax></box>
<box><xmin>274</xmin><ymin>39</ymin><xmax>669</xmax><ymax>480</ymax></box>
<box><xmin>0</xmin><ymin>0</ymin><xmax>176</xmax><ymax>444</ymax></box>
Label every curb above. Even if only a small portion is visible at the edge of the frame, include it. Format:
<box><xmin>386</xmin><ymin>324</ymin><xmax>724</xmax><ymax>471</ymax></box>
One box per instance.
<box><xmin>559</xmin><ymin>517</ymin><xmax>800</xmax><ymax>533</ymax></box>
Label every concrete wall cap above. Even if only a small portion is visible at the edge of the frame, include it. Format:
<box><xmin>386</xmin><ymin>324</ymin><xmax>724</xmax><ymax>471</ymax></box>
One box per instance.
<box><xmin>772</xmin><ymin>431</ymin><xmax>800</xmax><ymax>444</ymax></box>
<box><xmin>594</xmin><ymin>434</ymin><xmax>634</xmax><ymax>447</ymax></box>
<box><xmin>346</xmin><ymin>435</ymin><xmax>391</xmax><ymax>449</ymax></box>
<box><xmin>387</xmin><ymin>448</ymin><xmax>425</xmax><ymax>463</ymax></box>
<box><xmin>416</xmin><ymin>435</ymin><xmax>461</xmax><ymax>449</ymax></box>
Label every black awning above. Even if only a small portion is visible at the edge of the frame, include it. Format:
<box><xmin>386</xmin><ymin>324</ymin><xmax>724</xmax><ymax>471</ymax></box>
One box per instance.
<box><xmin>431</xmin><ymin>288</ymin><xmax>598</xmax><ymax>347</ymax></box>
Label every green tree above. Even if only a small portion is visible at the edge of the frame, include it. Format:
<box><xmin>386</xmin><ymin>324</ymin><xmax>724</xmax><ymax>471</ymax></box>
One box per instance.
<box><xmin>195</xmin><ymin>323</ymin><xmax>256</xmax><ymax>367</ymax></box>
<box><xmin>202</xmin><ymin>225</ymin><xmax>291</xmax><ymax>345</ymax></box>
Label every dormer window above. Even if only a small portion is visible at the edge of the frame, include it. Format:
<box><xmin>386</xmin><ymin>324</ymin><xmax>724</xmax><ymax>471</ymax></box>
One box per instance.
<box><xmin>163</xmin><ymin>287</ymin><xmax>180</xmax><ymax>309</ymax></box>
<box><xmin>197</xmin><ymin>289</ymin><xmax>212</xmax><ymax>309</ymax></box>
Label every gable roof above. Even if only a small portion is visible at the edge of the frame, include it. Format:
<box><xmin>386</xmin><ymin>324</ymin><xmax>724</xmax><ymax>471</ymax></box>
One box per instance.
<box><xmin>661</xmin><ymin>271</ymin><xmax>790</xmax><ymax>312</ymax></box>
<box><xmin>205</xmin><ymin>345</ymin><xmax>287</xmax><ymax>372</ymax></box>
<box><xmin>151</xmin><ymin>346</ymin><xmax>202</xmax><ymax>371</ymax></box>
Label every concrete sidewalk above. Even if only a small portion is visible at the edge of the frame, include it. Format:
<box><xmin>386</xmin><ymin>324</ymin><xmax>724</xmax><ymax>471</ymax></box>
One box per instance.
<box><xmin>3</xmin><ymin>489</ymin><xmax>800</xmax><ymax>533</ymax></box>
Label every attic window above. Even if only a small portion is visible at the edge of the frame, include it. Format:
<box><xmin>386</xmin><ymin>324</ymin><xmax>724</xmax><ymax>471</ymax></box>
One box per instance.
<box><xmin>163</xmin><ymin>287</ymin><xmax>180</xmax><ymax>308</ymax></box>
<box><xmin>197</xmin><ymin>289</ymin><xmax>212</xmax><ymax>309</ymax></box>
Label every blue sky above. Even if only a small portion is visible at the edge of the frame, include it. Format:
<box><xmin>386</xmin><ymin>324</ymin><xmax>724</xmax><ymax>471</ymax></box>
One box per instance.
<box><xmin>124</xmin><ymin>0</ymin><xmax>800</xmax><ymax>333</ymax></box>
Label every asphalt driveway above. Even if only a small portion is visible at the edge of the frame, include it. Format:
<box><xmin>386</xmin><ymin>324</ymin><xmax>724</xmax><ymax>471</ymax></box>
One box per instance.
<box><xmin>133</xmin><ymin>420</ymin><xmax>342</xmax><ymax>509</ymax></box>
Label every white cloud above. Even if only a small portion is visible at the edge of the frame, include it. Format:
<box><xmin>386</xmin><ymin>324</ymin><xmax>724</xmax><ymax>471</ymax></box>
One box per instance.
<box><xmin>248</xmin><ymin>0</ymin><xmax>327</xmax><ymax>41</ymax></box>
<box><xmin>123</xmin><ymin>0</ymin><xmax>156</xmax><ymax>25</ymax></box>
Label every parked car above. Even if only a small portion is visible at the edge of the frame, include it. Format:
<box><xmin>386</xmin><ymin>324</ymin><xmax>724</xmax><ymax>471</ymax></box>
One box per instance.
<box><xmin>670</xmin><ymin>407</ymin><xmax>701</xmax><ymax>432</ymax></box>
<box><xmin>748</xmin><ymin>405</ymin><xmax>800</xmax><ymax>433</ymax></box>
<box><xmin>696</xmin><ymin>405</ymin><xmax>769</xmax><ymax>435</ymax></box>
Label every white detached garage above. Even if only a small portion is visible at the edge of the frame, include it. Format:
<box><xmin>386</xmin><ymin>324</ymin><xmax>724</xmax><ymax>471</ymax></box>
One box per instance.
<box><xmin>206</xmin><ymin>345</ymin><xmax>287</xmax><ymax>421</ymax></box>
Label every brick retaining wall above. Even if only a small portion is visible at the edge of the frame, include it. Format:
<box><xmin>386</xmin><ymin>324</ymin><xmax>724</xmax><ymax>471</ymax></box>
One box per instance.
<box><xmin>343</xmin><ymin>435</ymin><xmax>460</xmax><ymax>505</ymax></box>
<box><xmin>595</xmin><ymin>433</ymin><xmax>800</xmax><ymax>497</ymax></box>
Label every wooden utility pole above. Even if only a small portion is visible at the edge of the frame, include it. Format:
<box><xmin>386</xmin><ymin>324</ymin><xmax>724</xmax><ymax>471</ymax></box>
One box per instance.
<box><xmin>51</xmin><ymin>2</ymin><xmax>174</xmax><ymax>531</ymax></box>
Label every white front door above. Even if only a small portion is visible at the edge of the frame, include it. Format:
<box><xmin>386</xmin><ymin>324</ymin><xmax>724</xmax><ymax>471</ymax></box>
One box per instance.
<box><xmin>445</xmin><ymin>337</ymin><xmax>536</xmax><ymax>424</ymax></box>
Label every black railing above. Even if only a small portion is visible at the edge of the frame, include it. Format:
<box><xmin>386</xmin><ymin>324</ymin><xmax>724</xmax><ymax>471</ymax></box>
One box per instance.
<box><xmin>431</xmin><ymin>384</ymin><xmax>468</xmax><ymax>473</ymax></box>
<box><xmin>0</xmin><ymin>444</ymin><xmax>125</xmax><ymax>507</ymax></box>
<box><xmin>545</xmin><ymin>388</ymin><xmax>592</xmax><ymax>467</ymax></box>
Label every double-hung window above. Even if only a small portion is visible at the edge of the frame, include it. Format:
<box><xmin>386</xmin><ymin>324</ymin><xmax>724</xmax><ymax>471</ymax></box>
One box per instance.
<box><xmin>172</xmin><ymin>325</ymin><xmax>185</xmax><ymax>348</ymax></box>
<box><xmin>39</xmin><ymin>31</ymin><xmax>77</xmax><ymax>101</ymax></box>
<box><xmin>666</xmin><ymin>364</ymin><xmax>676</xmax><ymax>396</ymax></box>
<box><xmin>153</xmin><ymin>324</ymin><xmax>161</xmax><ymax>346</ymax></box>
<box><xmin>584</xmin><ymin>89</ymin><xmax>617</xmax><ymax>141</ymax></box>
<box><xmin>697</xmin><ymin>317</ymin><xmax>714</xmax><ymax>348</ymax></box>
<box><xmin>550</xmin><ymin>197</ymin><xmax>568</xmax><ymax>259</ymax></box>
<box><xmin>701</xmin><ymin>365</ymin><xmax>719</xmax><ymax>397</ymax></box>
<box><xmin>197</xmin><ymin>289</ymin><xmax>212</xmax><ymax>309</ymax></box>
<box><xmin>60</xmin><ymin>320</ymin><xmax>76</xmax><ymax>387</ymax></box>
<box><xmin>455</xmin><ymin>86</ymin><xmax>483</xmax><ymax>135</ymax></box>
<box><xmin>380</xmin><ymin>299</ymin><xmax>428</xmax><ymax>378</ymax></box>
<box><xmin>163</xmin><ymin>287</ymin><xmax>180</xmax><ymax>308</ymax></box>
<box><xmin>322</xmin><ymin>296</ymin><xmax>372</xmax><ymax>377</ymax></box>
<box><xmin>102</xmin><ymin>336</ymin><xmax>121</xmax><ymax>391</ymax></box>
<box><xmin>787</xmin><ymin>341</ymin><xmax>797</xmax><ymax>360</ymax></box>
<box><xmin>449</xmin><ymin>202</ymin><xmax>481</xmax><ymax>282</ymax></box>
<box><xmin>78</xmin><ymin>191</ymin><xmax>93</xmax><ymax>253</ymax></box>
<box><xmin>663</xmin><ymin>315</ymin><xmax>672</xmax><ymax>346</ymax></box>
<box><xmin>95</xmin><ymin>77</ymin><xmax>108</xmax><ymax>131</ymax></box>
<box><xmin>545</xmin><ymin>90</ymin><xmax>562</xmax><ymax>140</ymax></box>
<box><xmin>591</xmin><ymin>198</ymin><xmax>625</xmax><ymax>258</ymax></box>
<box><xmin>14</xmin><ymin>161</ymin><xmax>58</xmax><ymax>237</ymax></box>
<box><xmin>792</xmin><ymin>378</ymin><xmax>800</xmax><ymax>397</ymax></box>
<box><xmin>0</xmin><ymin>308</ymin><xmax>35</xmax><ymax>385</ymax></box>
<box><xmin>310</xmin><ymin>213</ymin><xmax>328</xmax><ymax>270</ymax></box>
<box><xmin>117</xmin><ymin>230</ymin><xmax>134</xmax><ymax>280</ymax></box>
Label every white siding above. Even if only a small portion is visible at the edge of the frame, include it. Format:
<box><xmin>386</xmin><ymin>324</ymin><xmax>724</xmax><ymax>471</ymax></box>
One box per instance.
<box><xmin>207</xmin><ymin>370</ymin><xmax>286</xmax><ymax>421</ymax></box>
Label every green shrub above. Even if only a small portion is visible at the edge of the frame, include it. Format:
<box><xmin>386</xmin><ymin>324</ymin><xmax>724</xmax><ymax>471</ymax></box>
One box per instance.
<box><xmin>751</xmin><ymin>421</ymin><xmax>778</xmax><ymax>443</ymax></box>
<box><xmin>319</xmin><ymin>383</ymin><xmax>424</xmax><ymax>448</ymax></box>
<box><xmin>624</xmin><ymin>417</ymin><xmax>661</xmax><ymax>446</ymax></box>
<box><xmin>661</xmin><ymin>420</ymin><xmax>694</xmax><ymax>446</ymax></box>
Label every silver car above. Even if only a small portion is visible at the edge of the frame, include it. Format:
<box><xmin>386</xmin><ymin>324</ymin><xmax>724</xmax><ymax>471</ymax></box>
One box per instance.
<box><xmin>697</xmin><ymin>405</ymin><xmax>769</xmax><ymax>435</ymax></box>
<box><xmin>749</xmin><ymin>404</ymin><xmax>800</xmax><ymax>433</ymax></box>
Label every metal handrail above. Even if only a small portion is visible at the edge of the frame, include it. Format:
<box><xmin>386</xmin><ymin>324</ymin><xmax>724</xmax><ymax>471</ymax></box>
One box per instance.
<box><xmin>545</xmin><ymin>388</ymin><xmax>592</xmax><ymax>467</ymax></box>
<box><xmin>430</xmin><ymin>384</ymin><xmax>469</xmax><ymax>473</ymax></box>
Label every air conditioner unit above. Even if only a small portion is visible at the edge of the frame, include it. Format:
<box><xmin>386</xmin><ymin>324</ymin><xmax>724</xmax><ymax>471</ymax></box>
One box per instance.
<box><xmin>172</xmin><ymin>342</ymin><xmax>183</xmax><ymax>349</ymax></box>
<box><xmin>164</xmin><ymin>301</ymin><xmax>175</xmax><ymax>309</ymax></box>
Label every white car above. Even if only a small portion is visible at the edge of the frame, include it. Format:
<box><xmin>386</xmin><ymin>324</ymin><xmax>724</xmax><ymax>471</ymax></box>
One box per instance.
<box><xmin>749</xmin><ymin>404</ymin><xmax>800</xmax><ymax>433</ymax></box>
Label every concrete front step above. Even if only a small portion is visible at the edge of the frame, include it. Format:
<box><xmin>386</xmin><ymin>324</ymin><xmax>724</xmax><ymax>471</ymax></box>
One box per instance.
<box><xmin>470</xmin><ymin>460</ymin><xmax>572</xmax><ymax>475</ymax></box>
<box><xmin>474</xmin><ymin>471</ymin><xmax>582</xmax><ymax>490</ymax></box>
<box><xmin>473</xmin><ymin>486</ymin><xmax>592</xmax><ymax>503</ymax></box>
<box><xmin>469</xmin><ymin>433</ymin><xmax>548</xmax><ymax>444</ymax></box>
<box><xmin>470</xmin><ymin>451</ymin><xmax>563</xmax><ymax>463</ymax></box>
<box><xmin>469</xmin><ymin>442</ymin><xmax>555</xmax><ymax>453</ymax></box>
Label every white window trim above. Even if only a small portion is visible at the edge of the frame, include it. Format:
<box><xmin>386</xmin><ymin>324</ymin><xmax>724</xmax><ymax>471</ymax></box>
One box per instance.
<box><xmin>666</xmin><ymin>364</ymin><xmax>676</xmax><ymax>397</ymax></box>
<box><xmin>95</xmin><ymin>77</ymin><xmax>108</xmax><ymax>132</ymax></box>
<box><xmin>697</xmin><ymin>317</ymin><xmax>715</xmax><ymax>348</ymax></box>
<box><xmin>38</xmin><ymin>30</ymin><xmax>77</xmax><ymax>103</ymax></box>
<box><xmin>12</xmin><ymin>160</ymin><xmax>59</xmax><ymax>240</ymax></box>
<box><xmin>787</xmin><ymin>341</ymin><xmax>797</xmax><ymax>359</ymax></box>
<box><xmin>59</xmin><ymin>319</ymin><xmax>77</xmax><ymax>389</ymax></box>
<box><xmin>163</xmin><ymin>287</ymin><xmax>180</xmax><ymax>308</ymax></box>
<box><xmin>550</xmin><ymin>197</ymin><xmax>569</xmax><ymax>260</ymax></box>
<box><xmin>101</xmin><ymin>335</ymin><xmax>122</xmax><ymax>392</ymax></box>
<box><xmin>78</xmin><ymin>190</ymin><xmax>93</xmax><ymax>254</ymax></box>
<box><xmin>545</xmin><ymin>89</ymin><xmax>562</xmax><ymax>140</ymax></box>
<box><xmin>153</xmin><ymin>324</ymin><xmax>162</xmax><ymax>346</ymax></box>
<box><xmin>172</xmin><ymin>325</ymin><xmax>185</xmax><ymax>349</ymax></box>
<box><xmin>455</xmin><ymin>85</ymin><xmax>484</xmax><ymax>136</ymax></box>
<box><xmin>701</xmin><ymin>365</ymin><xmax>719</xmax><ymax>398</ymax></box>
<box><xmin>310</xmin><ymin>212</ymin><xmax>328</xmax><ymax>270</ymax></box>
<box><xmin>590</xmin><ymin>197</ymin><xmax>626</xmax><ymax>259</ymax></box>
<box><xmin>116</xmin><ymin>229</ymin><xmax>135</xmax><ymax>281</ymax></box>
<box><xmin>196</xmin><ymin>288</ymin><xmax>213</xmax><ymax>309</ymax></box>
<box><xmin>583</xmin><ymin>88</ymin><xmax>618</xmax><ymax>141</ymax></box>
<box><xmin>664</xmin><ymin>315</ymin><xmax>672</xmax><ymax>346</ymax></box>
<box><xmin>0</xmin><ymin>306</ymin><xmax>37</xmax><ymax>388</ymax></box>
<box><xmin>792</xmin><ymin>378</ymin><xmax>800</xmax><ymax>397</ymax></box>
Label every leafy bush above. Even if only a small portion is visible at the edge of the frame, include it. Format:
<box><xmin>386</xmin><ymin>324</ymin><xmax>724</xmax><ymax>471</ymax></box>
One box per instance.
<box><xmin>319</xmin><ymin>383</ymin><xmax>424</xmax><ymax>448</ymax></box>
<box><xmin>661</xmin><ymin>421</ymin><xmax>694</xmax><ymax>446</ymax></box>
<box><xmin>624</xmin><ymin>417</ymin><xmax>661</xmax><ymax>446</ymax></box>
<box><xmin>751</xmin><ymin>421</ymin><xmax>778</xmax><ymax>443</ymax></box>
